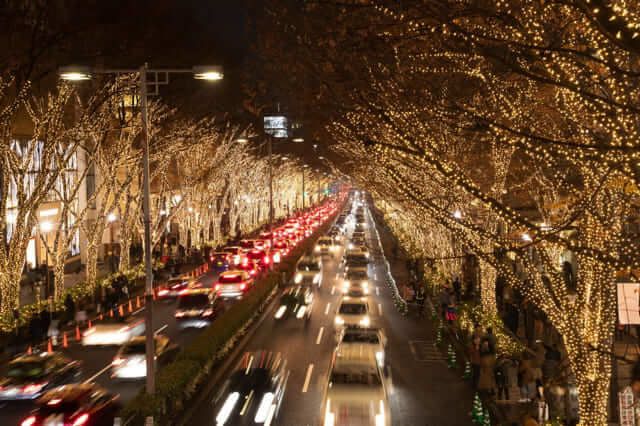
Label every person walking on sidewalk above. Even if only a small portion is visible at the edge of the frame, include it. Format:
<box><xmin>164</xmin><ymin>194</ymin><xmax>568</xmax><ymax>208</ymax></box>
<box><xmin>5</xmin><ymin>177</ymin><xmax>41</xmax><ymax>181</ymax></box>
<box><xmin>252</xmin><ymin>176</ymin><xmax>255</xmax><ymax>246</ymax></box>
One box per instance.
<box><xmin>478</xmin><ymin>340</ymin><xmax>497</xmax><ymax>396</ymax></box>
<box><xmin>469</xmin><ymin>335</ymin><xmax>482</xmax><ymax>389</ymax></box>
<box><xmin>518</xmin><ymin>355</ymin><xmax>537</xmax><ymax>402</ymax></box>
<box><xmin>495</xmin><ymin>355</ymin><xmax>512</xmax><ymax>401</ymax></box>
<box><xmin>415</xmin><ymin>286</ymin><xmax>426</xmax><ymax>317</ymax></box>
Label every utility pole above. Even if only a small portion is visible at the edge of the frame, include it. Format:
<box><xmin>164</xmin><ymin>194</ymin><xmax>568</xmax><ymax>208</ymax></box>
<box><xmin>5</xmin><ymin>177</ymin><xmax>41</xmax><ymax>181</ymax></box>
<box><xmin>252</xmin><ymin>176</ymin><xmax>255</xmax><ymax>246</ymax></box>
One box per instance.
<box><xmin>139</xmin><ymin>63</ymin><xmax>155</xmax><ymax>394</ymax></box>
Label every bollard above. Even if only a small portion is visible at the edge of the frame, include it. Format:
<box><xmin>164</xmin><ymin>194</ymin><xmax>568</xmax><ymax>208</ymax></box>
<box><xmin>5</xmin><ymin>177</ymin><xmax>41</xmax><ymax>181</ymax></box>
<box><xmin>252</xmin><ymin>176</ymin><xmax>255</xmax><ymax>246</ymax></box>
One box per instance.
<box><xmin>62</xmin><ymin>332</ymin><xmax>68</xmax><ymax>348</ymax></box>
<box><xmin>75</xmin><ymin>326</ymin><xmax>81</xmax><ymax>341</ymax></box>
<box><xmin>27</xmin><ymin>345</ymin><xmax>32</xmax><ymax>355</ymax></box>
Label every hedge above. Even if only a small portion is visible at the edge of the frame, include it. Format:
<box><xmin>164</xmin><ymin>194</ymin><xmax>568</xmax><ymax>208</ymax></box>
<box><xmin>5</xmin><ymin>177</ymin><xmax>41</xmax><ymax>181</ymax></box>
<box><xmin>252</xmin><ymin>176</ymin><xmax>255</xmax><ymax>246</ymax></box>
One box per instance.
<box><xmin>120</xmin><ymin>204</ymin><xmax>341</xmax><ymax>425</ymax></box>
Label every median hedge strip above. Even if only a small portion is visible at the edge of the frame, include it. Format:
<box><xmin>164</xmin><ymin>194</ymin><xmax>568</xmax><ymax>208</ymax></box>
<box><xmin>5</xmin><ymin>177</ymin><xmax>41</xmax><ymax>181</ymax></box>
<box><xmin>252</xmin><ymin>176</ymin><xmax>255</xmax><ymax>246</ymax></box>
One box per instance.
<box><xmin>121</xmin><ymin>207</ymin><xmax>341</xmax><ymax>425</ymax></box>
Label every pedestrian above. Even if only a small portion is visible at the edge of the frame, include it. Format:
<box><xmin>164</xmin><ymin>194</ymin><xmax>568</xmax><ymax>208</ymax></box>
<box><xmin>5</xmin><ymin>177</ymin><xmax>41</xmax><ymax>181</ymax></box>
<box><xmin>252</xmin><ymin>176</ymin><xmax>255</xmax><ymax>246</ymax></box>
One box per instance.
<box><xmin>439</xmin><ymin>286</ymin><xmax>451</xmax><ymax>320</ymax></box>
<box><xmin>469</xmin><ymin>335</ymin><xmax>482</xmax><ymax>389</ymax></box>
<box><xmin>415</xmin><ymin>286</ymin><xmax>426</xmax><ymax>317</ymax></box>
<box><xmin>452</xmin><ymin>277</ymin><xmax>461</xmax><ymax>302</ymax></box>
<box><xmin>478</xmin><ymin>340</ymin><xmax>496</xmax><ymax>396</ymax></box>
<box><xmin>485</xmin><ymin>327</ymin><xmax>497</xmax><ymax>354</ymax></box>
<box><xmin>518</xmin><ymin>355</ymin><xmax>537</xmax><ymax>402</ymax></box>
<box><xmin>64</xmin><ymin>293</ymin><xmax>75</xmax><ymax>324</ymax></box>
<box><xmin>472</xmin><ymin>323</ymin><xmax>484</xmax><ymax>342</ymax></box>
<box><xmin>495</xmin><ymin>355</ymin><xmax>512</xmax><ymax>401</ymax></box>
<box><xmin>445</xmin><ymin>301</ymin><xmax>457</xmax><ymax>324</ymax></box>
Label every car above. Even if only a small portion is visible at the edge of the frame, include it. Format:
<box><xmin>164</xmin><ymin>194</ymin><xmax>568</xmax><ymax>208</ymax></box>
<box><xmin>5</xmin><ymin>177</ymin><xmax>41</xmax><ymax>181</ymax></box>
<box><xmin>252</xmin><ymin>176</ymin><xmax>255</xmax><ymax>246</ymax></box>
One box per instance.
<box><xmin>214</xmin><ymin>270</ymin><xmax>254</xmax><ymax>298</ymax></box>
<box><xmin>337</xmin><ymin>327</ymin><xmax>387</xmax><ymax>368</ymax></box>
<box><xmin>344</xmin><ymin>252</ymin><xmax>369</xmax><ymax>269</ymax></box>
<box><xmin>175</xmin><ymin>288</ymin><xmax>223</xmax><ymax>328</ymax></box>
<box><xmin>355</xmin><ymin>221</ymin><xmax>367</xmax><ymax>231</ymax></box>
<box><xmin>111</xmin><ymin>335</ymin><xmax>178</xmax><ymax>379</ymax></box>
<box><xmin>271</xmin><ymin>240</ymin><xmax>290</xmax><ymax>263</ymax></box>
<box><xmin>19</xmin><ymin>383</ymin><xmax>119</xmax><ymax>426</ymax></box>
<box><xmin>223</xmin><ymin>246</ymin><xmax>244</xmax><ymax>266</ymax></box>
<box><xmin>321</xmin><ymin>342</ymin><xmax>391</xmax><ymax>426</ymax></box>
<box><xmin>210</xmin><ymin>252</ymin><xmax>232</xmax><ymax>271</ymax></box>
<box><xmin>156</xmin><ymin>275</ymin><xmax>192</xmax><ymax>299</ymax></box>
<box><xmin>341</xmin><ymin>267</ymin><xmax>370</xmax><ymax>297</ymax></box>
<box><xmin>235</xmin><ymin>260</ymin><xmax>260</xmax><ymax>278</ymax></box>
<box><xmin>245</xmin><ymin>248</ymin><xmax>272</xmax><ymax>270</ymax></box>
<box><xmin>239</xmin><ymin>239</ymin><xmax>258</xmax><ymax>252</ymax></box>
<box><xmin>293</xmin><ymin>255</ymin><xmax>323</xmax><ymax>287</ymax></box>
<box><xmin>352</xmin><ymin>230</ymin><xmax>365</xmax><ymax>240</ymax></box>
<box><xmin>314</xmin><ymin>236</ymin><xmax>335</xmax><ymax>256</ymax></box>
<box><xmin>82</xmin><ymin>317</ymin><xmax>145</xmax><ymax>346</ymax></box>
<box><xmin>0</xmin><ymin>353</ymin><xmax>81</xmax><ymax>401</ymax></box>
<box><xmin>345</xmin><ymin>245</ymin><xmax>369</xmax><ymax>259</ymax></box>
<box><xmin>334</xmin><ymin>297</ymin><xmax>371</xmax><ymax>329</ymax></box>
<box><xmin>213</xmin><ymin>351</ymin><xmax>289</xmax><ymax>426</ymax></box>
<box><xmin>274</xmin><ymin>286</ymin><xmax>314</xmax><ymax>321</ymax></box>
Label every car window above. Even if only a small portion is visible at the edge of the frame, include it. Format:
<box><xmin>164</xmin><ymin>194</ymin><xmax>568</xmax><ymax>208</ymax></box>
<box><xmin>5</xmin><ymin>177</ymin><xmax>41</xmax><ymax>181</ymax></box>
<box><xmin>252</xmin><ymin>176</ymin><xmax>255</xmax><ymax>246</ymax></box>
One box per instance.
<box><xmin>330</xmin><ymin>371</ymin><xmax>381</xmax><ymax>386</ymax></box>
<box><xmin>339</xmin><ymin>303</ymin><xmax>367</xmax><ymax>315</ymax></box>
<box><xmin>219</xmin><ymin>274</ymin><xmax>245</xmax><ymax>283</ymax></box>
<box><xmin>177</xmin><ymin>294</ymin><xmax>210</xmax><ymax>309</ymax></box>
<box><xmin>297</xmin><ymin>261</ymin><xmax>320</xmax><ymax>271</ymax></box>
<box><xmin>342</xmin><ymin>332</ymin><xmax>380</xmax><ymax>344</ymax></box>
<box><xmin>7</xmin><ymin>361</ymin><xmax>45</xmax><ymax>378</ymax></box>
<box><xmin>346</xmin><ymin>270</ymin><xmax>368</xmax><ymax>280</ymax></box>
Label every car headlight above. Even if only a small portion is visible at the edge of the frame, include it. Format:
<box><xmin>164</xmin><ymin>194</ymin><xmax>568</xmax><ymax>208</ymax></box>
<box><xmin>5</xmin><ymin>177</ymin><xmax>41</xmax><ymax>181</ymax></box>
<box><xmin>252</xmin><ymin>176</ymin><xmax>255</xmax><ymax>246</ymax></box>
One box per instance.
<box><xmin>335</xmin><ymin>316</ymin><xmax>344</xmax><ymax>325</ymax></box>
<box><xmin>359</xmin><ymin>316</ymin><xmax>370</xmax><ymax>327</ymax></box>
<box><xmin>375</xmin><ymin>400</ymin><xmax>386</xmax><ymax>426</ymax></box>
<box><xmin>315</xmin><ymin>245</ymin><xmax>321</xmax><ymax>251</ymax></box>
<box><xmin>216</xmin><ymin>392</ymin><xmax>239</xmax><ymax>425</ymax></box>
<box><xmin>362</xmin><ymin>280</ymin><xmax>368</xmax><ymax>288</ymax></box>
<box><xmin>274</xmin><ymin>305</ymin><xmax>287</xmax><ymax>319</ymax></box>
<box><xmin>343</xmin><ymin>280</ymin><xmax>350</xmax><ymax>287</ymax></box>
<box><xmin>324</xmin><ymin>400</ymin><xmax>335</xmax><ymax>426</ymax></box>
<box><xmin>254</xmin><ymin>392</ymin><xmax>275</xmax><ymax>423</ymax></box>
<box><xmin>294</xmin><ymin>273</ymin><xmax>302</xmax><ymax>284</ymax></box>
<box><xmin>375</xmin><ymin>351</ymin><xmax>384</xmax><ymax>367</ymax></box>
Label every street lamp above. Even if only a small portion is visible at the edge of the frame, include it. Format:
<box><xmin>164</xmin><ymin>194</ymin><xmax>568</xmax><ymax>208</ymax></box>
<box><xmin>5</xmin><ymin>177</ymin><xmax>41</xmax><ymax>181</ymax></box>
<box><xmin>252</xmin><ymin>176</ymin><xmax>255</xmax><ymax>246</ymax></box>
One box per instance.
<box><xmin>453</xmin><ymin>210</ymin><xmax>462</xmax><ymax>220</ymax></box>
<box><xmin>59</xmin><ymin>63</ymin><xmax>223</xmax><ymax>396</ymax></box>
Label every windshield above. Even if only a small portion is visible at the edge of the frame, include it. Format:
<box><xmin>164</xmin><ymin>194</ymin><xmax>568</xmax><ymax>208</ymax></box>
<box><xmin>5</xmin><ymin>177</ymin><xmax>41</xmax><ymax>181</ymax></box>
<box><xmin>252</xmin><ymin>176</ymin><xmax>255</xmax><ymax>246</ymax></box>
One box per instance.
<box><xmin>342</xmin><ymin>332</ymin><xmax>379</xmax><ymax>344</ymax></box>
<box><xmin>239</xmin><ymin>241</ymin><xmax>254</xmax><ymax>249</ymax></box>
<box><xmin>339</xmin><ymin>303</ymin><xmax>367</xmax><ymax>315</ymax></box>
<box><xmin>346</xmin><ymin>256</ymin><xmax>368</xmax><ymax>265</ymax></box>
<box><xmin>38</xmin><ymin>401</ymin><xmax>81</xmax><ymax>416</ymax></box>
<box><xmin>219</xmin><ymin>274</ymin><xmax>244</xmax><ymax>283</ymax></box>
<box><xmin>224</xmin><ymin>247</ymin><xmax>240</xmax><ymax>254</ymax></box>
<box><xmin>330</xmin><ymin>371</ymin><xmax>381</xmax><ymax>386</ymax></box>
<box><xmin>274</xmin><ymin>242</ymin><xmax>287</xmax><ymax>249</ymax></box>
<box><xmin>177</xmin><ymin>294</ymin><xmax>209</xmax><ymax>309</ymax></box>
<box><xmin>346</xmin><ymin>270</ymin><xmax>368</xmax><ymax>280</ymax></box>
<box><xmin>318</xmin><ymin>239</ymin><xmax>332</xmax><ymax>245</ymax></box>
<box><xmin>7</xmin><ymin>361</ymin><xmax>45</xmax><ymax>379</ymax></box>
<box><xmin>247</xmin><ymin>251</ymin><xmax>264</xmax><ymax>260</ymax></box>
<box><xmin>121</xmin><ymin>342</ymin><xmax>145</xmax><ymax>355</ymax></box>
<box><xmin>298</xmin><ymin>262</ymin><xmax>320</xmax><ymax>271</ymax></box>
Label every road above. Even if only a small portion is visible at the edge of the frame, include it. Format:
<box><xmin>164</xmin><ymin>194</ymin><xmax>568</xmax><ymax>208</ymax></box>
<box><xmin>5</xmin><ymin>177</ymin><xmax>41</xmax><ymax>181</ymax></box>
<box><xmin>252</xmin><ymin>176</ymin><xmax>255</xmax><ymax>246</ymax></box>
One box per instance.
<box><xmin>187</xmin><ymin>200</ymin><xmax>473</xmax><ymax>426</ymax></box>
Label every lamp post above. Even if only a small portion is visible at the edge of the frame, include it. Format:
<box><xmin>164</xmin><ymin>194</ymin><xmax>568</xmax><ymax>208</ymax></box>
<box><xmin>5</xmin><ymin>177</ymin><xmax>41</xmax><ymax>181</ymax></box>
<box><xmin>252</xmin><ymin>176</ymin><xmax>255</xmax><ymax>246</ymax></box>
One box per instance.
<box><xmin>60</xmin><ymin>63</ymin><xmax>223</xmax><ymax>395</ymax></box>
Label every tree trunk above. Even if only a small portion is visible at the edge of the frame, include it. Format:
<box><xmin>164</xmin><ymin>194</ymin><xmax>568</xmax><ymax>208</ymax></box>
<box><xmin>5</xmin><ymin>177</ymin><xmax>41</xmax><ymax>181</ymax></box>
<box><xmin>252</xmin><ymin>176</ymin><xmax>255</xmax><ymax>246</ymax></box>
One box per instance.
<box><xmin>479</xmin><ymin>258</ymin><xmax>498</xmax><ymax>318</ymax></box>
<box><xmin>53</xmin><ymin>252</ymin><xmax>66</xmax><ymax>301</ymax></box>
<box><xmin>119</xmin><ymin>236</ymin><xmax>131</xmax><ymax>272</ymax></box>
<box><xmin>0</xmin><ymin>265</ymin><xmax>22</xmax><ymax>316</ymax></box>
<box><xmin>85</xmin><ymin>243</ymin><xmax>99</xmax><ymax>288</ymax></box>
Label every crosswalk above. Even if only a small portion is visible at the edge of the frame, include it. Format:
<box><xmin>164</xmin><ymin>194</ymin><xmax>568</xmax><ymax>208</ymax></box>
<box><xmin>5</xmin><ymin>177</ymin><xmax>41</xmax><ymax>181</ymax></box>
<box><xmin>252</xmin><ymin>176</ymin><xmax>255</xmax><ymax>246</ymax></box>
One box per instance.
<box><xmin>409</xmin><ymin>340</ymin><xmax>447</xmax><ymax>362</ymax></box>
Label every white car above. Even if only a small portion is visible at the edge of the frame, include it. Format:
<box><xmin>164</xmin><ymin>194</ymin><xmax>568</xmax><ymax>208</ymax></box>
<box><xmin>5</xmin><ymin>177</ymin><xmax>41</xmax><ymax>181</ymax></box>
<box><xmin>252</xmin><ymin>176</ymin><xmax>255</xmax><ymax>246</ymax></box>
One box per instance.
<box><xmin>111</xmin><ymin>335</ymin><xmax>177</xmax><ymax>379</ymax></box>
<box><xmin>315</xmin><ymin>236</ymin><xmax>336</xmax><ymax>256</ymax></box>
<box><xmin>322</xmin><ymin>341</ymin><xmax>391</xmax><ymax>426</ymax></box>
<box><xmin>334</xmin><ymin>297</ymin><xmax>371</xmax><ymax>329</ymax></box>
<box><xmin>82</xmin><ymin>317</ymin><xmax>145</xmax><ymax>346</ymax></box>
<box><xmin>341</xmin><ymin>267</ymin><xmax>370</xmax><ymax>297</ymax></box>
<box><xmin>337</xmin><ymin>328</ymin><xmax>387</xmax><ymax>368</ymax></box>
<box><xmin>294</xmin><ymin>256</ymin><xmax>323</xmax><ymax>287</ymax></box>
<box><xmin>346</xmin><ymin>245</ymin><xmax>369</xmax><ymax>259</ymax></box>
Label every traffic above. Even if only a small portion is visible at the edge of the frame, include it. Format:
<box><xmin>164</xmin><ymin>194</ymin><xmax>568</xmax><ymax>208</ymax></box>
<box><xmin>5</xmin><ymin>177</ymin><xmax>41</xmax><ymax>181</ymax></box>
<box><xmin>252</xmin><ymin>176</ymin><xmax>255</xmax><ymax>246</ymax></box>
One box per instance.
<box><xmin>0</xmin><ymin>200</ymin><xmax>341</xmax><ymax>426</ymax></box>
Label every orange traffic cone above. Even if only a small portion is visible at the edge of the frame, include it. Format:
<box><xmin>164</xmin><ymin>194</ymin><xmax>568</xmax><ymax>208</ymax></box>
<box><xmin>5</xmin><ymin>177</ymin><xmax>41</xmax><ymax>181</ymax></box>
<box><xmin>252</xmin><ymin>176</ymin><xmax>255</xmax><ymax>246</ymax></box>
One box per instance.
<box><xmin>128</xmin><ymin>299</ymin><xmax>133</xmax><ymax>312</ymax></box>
<box><xmin>99</xmin><ymin>313</ymin><xmax>104</xmax><ymax>321</ymax></box>
<box><xmin>88</xmin><ymin>320</ymin><xmax>92</xmax><ymax>328</ymax></box>
<box><xmin>109</xmin><ymin>309</ymin><xmax>114</xmax><ymax>318</ymax></box>
<box><xmin>136</xmin><ymin>295</ymin><xmax>141</xmax><ymax>308</ymax></box>
<box><xmin>47</xmin><ymin>339</ymin><xmax>53</xmax><ymax>353</ymax></box>
<box><xmin>119</xmin><ymin>305</ymin><xmax>124</xmax><ymax>317</ymax></box>
<box><xmin>62</xmin><ymin>332</ymin><xmax>68</xmax><ymax>348</ymax></box>
<box><xmin>27</xmin><ymin>345</ymin><xmax>32</xmax><ymax>355</ymax></box>
<box><xmin>75</xmin><ymin>326</ymin><xmax>81</xmax><ymax>341</ymax></box>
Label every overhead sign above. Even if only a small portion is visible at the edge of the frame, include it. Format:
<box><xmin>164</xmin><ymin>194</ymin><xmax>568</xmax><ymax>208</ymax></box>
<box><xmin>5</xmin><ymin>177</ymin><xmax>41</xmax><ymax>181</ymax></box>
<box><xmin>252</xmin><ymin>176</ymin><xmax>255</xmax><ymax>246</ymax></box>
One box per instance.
<box><xmin>617</xmin><ymin>282</ymin><xmax>640</xmax><ymax>324</ymax></box>
<box><xmin>264</xmin><ymin>115</ymin><xmax>289</xmax><ymax>138</ymax></box>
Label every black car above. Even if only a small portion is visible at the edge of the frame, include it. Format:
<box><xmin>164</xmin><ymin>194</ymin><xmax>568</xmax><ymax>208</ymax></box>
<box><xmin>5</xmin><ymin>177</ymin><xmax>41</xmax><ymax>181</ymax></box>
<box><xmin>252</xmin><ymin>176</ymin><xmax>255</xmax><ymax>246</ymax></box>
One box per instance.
<box><xmin>175</xmin><ymin>289</ymin><xmax>223</xmax><ymax>328</ymax></box>
<box><xmin>20</xmin><ymin>383</ymin><xmax>119</xmax><ymax>426</ymax></box>
<box><xmin>274</xmin><ymin>286</ymin><xmax>314</xmax><ymax>321</ymax></box>
<box><xmin>0</xmin><ymin>353</ymin><xmax>81</xmax><ymax>401</ymax></box>
<box><xmin>214</xmin><ymin>351</ymin><xmax>289</xmax><ymax>425</ymax></box>
<box><xmin>210</xmin><ymin>252</ymin><xmax>231</xmax><ymax>271</ymax></box>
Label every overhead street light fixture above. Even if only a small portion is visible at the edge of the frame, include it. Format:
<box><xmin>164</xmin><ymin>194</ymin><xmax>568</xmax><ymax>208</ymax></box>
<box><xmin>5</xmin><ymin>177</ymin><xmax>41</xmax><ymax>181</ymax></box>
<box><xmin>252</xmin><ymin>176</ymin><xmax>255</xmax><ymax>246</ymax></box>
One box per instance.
<box><xmin>58</xmin><ymin>66</ymin><xmax>92</xmax><ymax>81</ymax></box>
<box><xmin>192</xmin><ymin>65</ymin><xmax>224</xmax><ymax>81</ymax></box>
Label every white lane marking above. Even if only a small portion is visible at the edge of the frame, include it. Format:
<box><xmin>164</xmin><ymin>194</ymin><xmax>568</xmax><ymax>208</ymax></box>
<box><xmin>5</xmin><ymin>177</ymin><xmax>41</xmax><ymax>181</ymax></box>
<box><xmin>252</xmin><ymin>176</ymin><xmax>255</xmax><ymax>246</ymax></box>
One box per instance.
<box><xmin>378</xmin><ymin>303</ymin><xmax>383</xmax><ymax>316</ymax></box>
<box><xmin>302</xmin><ymin>364</ymin><xmax>314</xmax><ymax>393</ymax></box>
<box><xmin>374</xmin><ymin>272</ymin><xmax>377</xmax><ymax>281</ymax></box>
<box><xmin>316</xmin><ymin>327</ymin><xmax>324</xmax><ymax>344</ymax></box>
<box><xmin>84</xmin><ymin>364</ymin><xmax>112</xmax><ymax>383</ymax></box>
<box><xmin>325</xmin><ymin>303</ymin><xmax>331</xmax><ymax>315</ymax></box>
<box><xmin>132</xmin><ymin>307</ymin><xmax>144</xmax><ymax>316</ymax></box>
<box><xmin>155</xmin><ymin>324</ymin><xmax>168</xmax><ymax>334</ymax></box>
<box><xmin>331</xmin><ymin>286</ymin><xmax>335</xmax><ymax>295</ymax></box>
<box><xmin>376</xmin><ymin>287</ymin><xmax>380</xmax><ymax>296</ymax></box>
<box><xmin>335</xmin><ymin>272</ymin><xmax>339</xmax><ymax>279</ymax></box>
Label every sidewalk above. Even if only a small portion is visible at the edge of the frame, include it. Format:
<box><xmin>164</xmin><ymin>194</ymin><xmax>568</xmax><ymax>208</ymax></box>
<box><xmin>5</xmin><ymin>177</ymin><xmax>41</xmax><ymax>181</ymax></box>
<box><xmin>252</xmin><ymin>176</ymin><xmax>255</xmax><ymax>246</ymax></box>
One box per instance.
<box><xmin>372</xmin><ymin>211</ymin><xmax>474</xmax><ymax>426</ymax></box>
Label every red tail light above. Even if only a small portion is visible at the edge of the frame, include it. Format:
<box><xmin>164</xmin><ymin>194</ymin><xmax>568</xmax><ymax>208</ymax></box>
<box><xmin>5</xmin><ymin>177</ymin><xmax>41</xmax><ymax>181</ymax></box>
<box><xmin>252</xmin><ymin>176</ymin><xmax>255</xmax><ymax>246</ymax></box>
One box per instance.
<box><xmin>240</xmin><ymin>283</ymin><xmax>247</xmax><ymax>291</ymax></box>
<box><xmin>250</xmin><ymin>269</ymin><xmax>257</xmax><ymax>276</ymax></box>
<box><xmin>158</xmin><ymin>289</ymin><xmax>169</xmax><ymax>296</ymax></box>
<box><xmin>263</xmin><ymin>256</ymin><xmax>270</xmax><ymax>264</ymax></box>
<box><xmin>72</xmin><ymin>413</ymin><xmax>90</xmax><ymax>426</ymax></box>
<box><xmin>21</xmin><ymin>416</ymin><xmax>37</xmax><ymax>426</ymax></box>
<box><xmin>22</xmin><ymin>382</ymin><xmax>46</xmax><ymax>394</ymax></box>
<box><xmin>214</xmin><ymin>284</ymin><xmax>221</xmax><ymax>291</ymax></box>
<box><xmin>174</xmin><ymin>311</ymin><xmax>185</xmax><ymax>318</ymax></box>
<box><xmin>242</xmin><ymin>257</ymin><xmax>248</xmax><ymax>266</ymax></box>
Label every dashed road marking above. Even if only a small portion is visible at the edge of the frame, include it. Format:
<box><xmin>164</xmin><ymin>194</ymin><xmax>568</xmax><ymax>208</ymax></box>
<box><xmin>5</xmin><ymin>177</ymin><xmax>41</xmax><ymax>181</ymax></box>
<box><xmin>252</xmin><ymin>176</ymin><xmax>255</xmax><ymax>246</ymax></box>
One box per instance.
<box><xmin>376</xmin><ymin>287</ymin><xmax>380</xmax><ymax>296</ymax></box>
<box><xmin>84</xmin><ymin>364</ymin><xmax>111</xmax><ymax>383</ymax></box>
<box><xmin>302</xmin><ymin>364</ymin><xmax>314</xmax><ymax>393</ymax></box>
<box><xmin>378</xmin><ymin>303</ymin><xmax>383</xmax><ymax>316</ymax></box>
<box><xmin>316</xmin><ymin>327</ymin><xmax>324</xmax><ymax>344</ymax></box>
<box><xmin>325</xmin><ymin>303</ymin><xmax>331</xmax><ymax>315</ymax></box>
<box><xmin>331</xmin><ymin>286</ymin><xmax>335</xmax><ymax>295</ymax></box>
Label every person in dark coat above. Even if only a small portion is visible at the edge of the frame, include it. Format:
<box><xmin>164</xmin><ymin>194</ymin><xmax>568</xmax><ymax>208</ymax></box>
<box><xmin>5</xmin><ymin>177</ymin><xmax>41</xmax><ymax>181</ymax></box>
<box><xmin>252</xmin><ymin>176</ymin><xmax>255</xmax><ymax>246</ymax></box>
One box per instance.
<box><xmin>452</xmin><ymin>277</ymin><xmax>462</xmax><ymax>302</ymax></box>
<box><xmin>64</xmin><ymin>294</ymin><xmax>76</xmax><ymax>323</ymax></box>
<box><xmin>495</xmin><ymin>355</ymin><xmax>512</xmax><ymax>401</ymax></box>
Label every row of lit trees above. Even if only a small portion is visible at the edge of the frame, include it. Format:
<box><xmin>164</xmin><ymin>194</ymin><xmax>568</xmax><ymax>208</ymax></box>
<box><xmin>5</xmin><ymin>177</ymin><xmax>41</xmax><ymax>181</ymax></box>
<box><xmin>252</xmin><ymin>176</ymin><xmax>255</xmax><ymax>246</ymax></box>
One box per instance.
<box><xmin>0</xmin><ymin>76</ymin><xmax>322</xmax><ymax>319</ymax></box>
<box><xmin>258</xmin><ymin>0</ymin><xmax>640</xmax><ymax>423</ymax></box>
